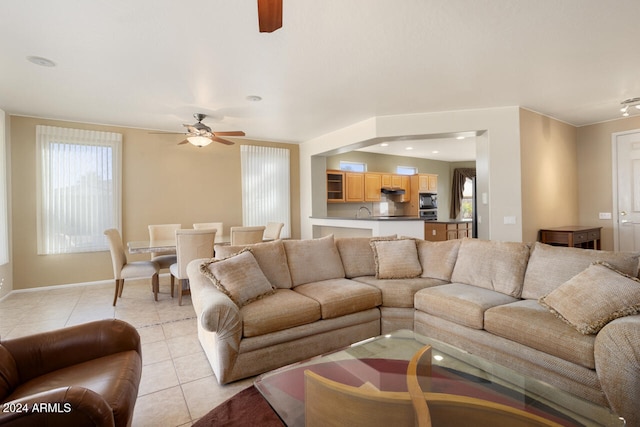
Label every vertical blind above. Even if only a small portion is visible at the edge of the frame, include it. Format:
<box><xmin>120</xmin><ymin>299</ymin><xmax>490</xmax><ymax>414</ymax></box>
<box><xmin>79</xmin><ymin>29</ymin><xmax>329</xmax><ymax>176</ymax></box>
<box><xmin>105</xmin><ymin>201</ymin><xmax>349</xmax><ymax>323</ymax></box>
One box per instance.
<box><xmin>0</xmin><ymin>110</ymin><xmax>8</xmax><ymax>265</ymax></box>
<box><xmin>36</xmin><ymin>125</ymin><xmax>122</xmax><ymax>254</ymax></box>
<box><xmin>240</xmin><ymin>145</ymin><xmax>290</xmax><ymax>238</ymax></box>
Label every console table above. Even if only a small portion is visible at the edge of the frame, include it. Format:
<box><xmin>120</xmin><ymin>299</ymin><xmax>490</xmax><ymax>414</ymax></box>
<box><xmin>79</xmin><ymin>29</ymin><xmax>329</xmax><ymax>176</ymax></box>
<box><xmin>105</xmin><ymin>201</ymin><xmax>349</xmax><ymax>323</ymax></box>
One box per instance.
<box><xmin>539</xmin><ymin>226</ymin><xmax>602</xmax><ymax>250</ymax></box>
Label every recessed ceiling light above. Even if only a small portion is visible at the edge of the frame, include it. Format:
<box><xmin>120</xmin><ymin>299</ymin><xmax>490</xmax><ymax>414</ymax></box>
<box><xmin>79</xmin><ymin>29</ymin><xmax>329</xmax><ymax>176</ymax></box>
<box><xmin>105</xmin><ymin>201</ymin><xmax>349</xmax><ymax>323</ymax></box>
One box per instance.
<box><xmin>27</xmin><ymin>56</ymin><xmax>56</xmax><ymax>67</ymax></box>
<box><xmin>405</xmin><ymin>147</ymin><xmax>413</xmax><ymax>150</ymax></box>
<box><xmin>432</xmin><ymin>150</ymin><xmax>440</xmax><ymax>154</ymax></box>
<box><xmin>380</xmin><ymin>143</ymin><xmax>389</xmax><ymax>147</ymax></box>
<box><xmin>456</xmin><ymin>136</ymin><xmax>465</xmax><ymax>140</ymax></box>
<box><xmin>246</xmin><ymin>95</ymin><xmax>262</xmax><ymax>102</ymax></box>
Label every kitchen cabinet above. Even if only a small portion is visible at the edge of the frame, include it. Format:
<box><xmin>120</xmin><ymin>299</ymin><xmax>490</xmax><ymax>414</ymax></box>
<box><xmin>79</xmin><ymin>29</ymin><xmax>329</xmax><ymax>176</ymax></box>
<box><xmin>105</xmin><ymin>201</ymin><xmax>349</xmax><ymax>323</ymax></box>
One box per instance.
<box><xmin>364</xmin><ymin>173</ymin><xmax>382</xmax><ymax>202</ymax></box>
<box><xmin>418</xmin><ymin>174</ymin><xmax>438</xmax><ymax>193</ymax></box>
<box><xmin>345</xmin><ymin>172</ymin><xmax>365</xmax><ymax>202</ymax></box>
<box><xmin>326</xmin><ymin>171</ymin><xmax>344</xmax><ymax>202</ymax></box>
<box><xmin>424</xmin><ymin>221</ymin><xmax>472</xmax><ymax>241</ymax></box>
<box><xmin>398</xmin><ymin>175</ymin><xmax>411</xmax><ymax>202</ymax></box>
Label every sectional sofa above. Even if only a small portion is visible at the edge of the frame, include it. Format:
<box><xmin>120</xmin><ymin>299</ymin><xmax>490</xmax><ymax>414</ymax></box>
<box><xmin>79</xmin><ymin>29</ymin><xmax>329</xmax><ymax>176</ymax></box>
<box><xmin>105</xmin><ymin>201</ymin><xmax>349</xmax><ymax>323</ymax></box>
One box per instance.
<box><xmin>186</xmin><ymin>235</ymin><xmax>640</xmax><ymax>426</ymax></box>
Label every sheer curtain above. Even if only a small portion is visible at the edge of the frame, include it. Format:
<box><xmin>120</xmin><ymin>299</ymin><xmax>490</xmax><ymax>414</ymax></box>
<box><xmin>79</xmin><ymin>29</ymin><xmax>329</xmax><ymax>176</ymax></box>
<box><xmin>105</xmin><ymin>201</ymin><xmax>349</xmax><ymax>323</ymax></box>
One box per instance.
<box><xmin>36</xmin><ymin>125</ymin><xmax>122</xmax><ymax>254</ymax></box>
<box><xmin>240</xmin><ymin>145</ymin><xmax>290</xmax><ymax>238</ymax></box>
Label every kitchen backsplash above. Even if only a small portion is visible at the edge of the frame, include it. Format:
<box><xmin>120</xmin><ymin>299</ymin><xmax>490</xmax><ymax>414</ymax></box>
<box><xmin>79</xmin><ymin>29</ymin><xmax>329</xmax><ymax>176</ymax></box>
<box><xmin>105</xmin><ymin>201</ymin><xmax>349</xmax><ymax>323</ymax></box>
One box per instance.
<box><xmin>327</xmin><ymin>195</ymin><xmax>411</xmax><ymax>217</ymax></box>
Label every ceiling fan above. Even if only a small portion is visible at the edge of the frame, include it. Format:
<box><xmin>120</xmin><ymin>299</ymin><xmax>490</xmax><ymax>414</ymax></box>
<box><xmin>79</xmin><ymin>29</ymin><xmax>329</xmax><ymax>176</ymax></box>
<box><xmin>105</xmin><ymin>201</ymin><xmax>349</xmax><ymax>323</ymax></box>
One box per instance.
<box><xmin>176</xmin><ymin>113</ymin><xmax>245</xmax><ymax>147</ymax></box>
<box><xmin>257</xmin><ymin>0</ymin><xmax>282</xmax><ymax>33</ymax></box>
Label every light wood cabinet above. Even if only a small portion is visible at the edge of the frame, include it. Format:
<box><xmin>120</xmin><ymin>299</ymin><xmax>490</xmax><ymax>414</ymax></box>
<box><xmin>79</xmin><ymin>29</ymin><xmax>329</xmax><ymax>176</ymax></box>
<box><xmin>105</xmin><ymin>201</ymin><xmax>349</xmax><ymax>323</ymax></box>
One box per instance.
<box><xmin>381</xmin><ymin>174</ymin><xmax>392</xmax><ymax>188</ymax></box>
<box><xmin>345</xmin><ymin>172</ymin><xmax>365</xmax><ymax>202</ymax></box>
<box><xmin>424</xmin><ymin>221</ymin><xmax>472</xmax><ymax>241</ymax></box>
<box><xmin>326</xmin><ymin>171</ymin><xmax>344</xmax><ymax>203</ymax></box>
<box><xmin>418</xmin><ymin>174</ymin><xmax>438</xmax><ymax>193</ymax></box>
<box><xmin>398</xmin><ymin>175</ymin><xmax>411</xmax><ymax>202</ymax></box>
<box><xmin>364</xmin><ymin>173</ymin><xmax>382</xmax><ymax>202</ymax></box>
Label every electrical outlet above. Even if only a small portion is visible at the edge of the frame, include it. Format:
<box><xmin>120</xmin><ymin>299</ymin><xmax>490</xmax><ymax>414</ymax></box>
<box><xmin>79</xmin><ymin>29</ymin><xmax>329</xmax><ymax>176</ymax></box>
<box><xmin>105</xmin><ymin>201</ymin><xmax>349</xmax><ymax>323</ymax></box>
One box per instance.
<box><xmin>599</xmin><ymin>212</ymin><xmax>612</xmax><ymax>220</ymax></box>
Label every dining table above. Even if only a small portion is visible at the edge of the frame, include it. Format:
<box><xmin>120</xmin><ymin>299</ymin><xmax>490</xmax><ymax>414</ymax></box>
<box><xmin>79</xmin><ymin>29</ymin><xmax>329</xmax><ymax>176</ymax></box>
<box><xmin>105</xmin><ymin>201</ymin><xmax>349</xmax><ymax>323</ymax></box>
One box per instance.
<box><xmin>127</xmin><ymin>235</ymin><xmax>230</xmax><ymax>254</ymax></box>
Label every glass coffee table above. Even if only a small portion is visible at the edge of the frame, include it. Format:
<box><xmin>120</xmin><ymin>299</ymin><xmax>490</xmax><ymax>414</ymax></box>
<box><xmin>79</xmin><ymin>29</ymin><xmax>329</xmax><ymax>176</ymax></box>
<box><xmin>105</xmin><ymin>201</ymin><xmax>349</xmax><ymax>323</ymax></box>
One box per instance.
<box><xmin>254</xmin><ymin>330</ymin><xmax>624</xmax><ymax>426</ymax></box>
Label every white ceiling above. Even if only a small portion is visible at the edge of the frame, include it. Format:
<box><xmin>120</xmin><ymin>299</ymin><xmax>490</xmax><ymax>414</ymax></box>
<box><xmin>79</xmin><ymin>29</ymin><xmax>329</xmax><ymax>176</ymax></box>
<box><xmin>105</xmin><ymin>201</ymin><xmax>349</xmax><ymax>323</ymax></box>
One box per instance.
<box><xmin>2</xmin><ymin>0</ymin><xmax>640</xmax><ymax>149</ymax></box>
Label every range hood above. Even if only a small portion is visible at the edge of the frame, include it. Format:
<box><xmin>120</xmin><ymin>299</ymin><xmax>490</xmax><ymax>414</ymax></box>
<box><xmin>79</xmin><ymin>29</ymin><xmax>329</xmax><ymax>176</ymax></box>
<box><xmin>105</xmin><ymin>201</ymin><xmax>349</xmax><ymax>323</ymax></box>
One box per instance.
<box><xmin>381</xmin><ymin>187</ymin><xmax>406</xmax><ymax>195</ymax></box>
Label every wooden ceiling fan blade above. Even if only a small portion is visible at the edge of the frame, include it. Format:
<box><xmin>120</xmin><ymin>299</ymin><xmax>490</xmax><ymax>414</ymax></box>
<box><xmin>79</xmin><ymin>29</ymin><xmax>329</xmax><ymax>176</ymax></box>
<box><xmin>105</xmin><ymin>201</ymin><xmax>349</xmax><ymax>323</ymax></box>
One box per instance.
<box><xmin>212</xmin><ymin>136</ymin><xmax>235</xmax><ymax>145</ymax></box>
<box><xmin>213</xmin><ymin>131</ymin><xmax>245</xmax><ymax>136</ymax></box>
<box><xmin>257</xmin><ymin>0</ymin><xmax>282</xmax><ymax>33</ymax></box>
<box><xmin>178</xmin><ymin>139</ymin><xmax>189</xmax><ymax>145</ymax></box>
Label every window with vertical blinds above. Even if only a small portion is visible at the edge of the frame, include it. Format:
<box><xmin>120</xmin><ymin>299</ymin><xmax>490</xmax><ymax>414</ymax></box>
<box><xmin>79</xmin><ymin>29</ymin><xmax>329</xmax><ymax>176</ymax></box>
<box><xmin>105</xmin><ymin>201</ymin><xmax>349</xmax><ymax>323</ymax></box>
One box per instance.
<box><xmin>0</xmin><ymin>110</ymin><xmax>8</xmax><ymax>265</ymax></box>
<box><xmin>240</xmin><ymin>145</ymin><xmax>290</xmax><ymax>238</ymax></box>
<box><xmin>36</xmin><ymin>125</ymin><xmax>122</xmax><ymax>254</ymax></box>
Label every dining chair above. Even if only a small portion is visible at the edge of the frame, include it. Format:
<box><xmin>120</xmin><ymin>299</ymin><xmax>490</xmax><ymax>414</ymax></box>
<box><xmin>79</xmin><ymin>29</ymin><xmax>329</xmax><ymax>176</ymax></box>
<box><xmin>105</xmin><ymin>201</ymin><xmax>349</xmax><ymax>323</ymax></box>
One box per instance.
<box><xmin>170</xmin><ymin>229</ymin><xmax>216</xmax><ymax>305</ymax></box>
<box><xmin>148</xmin><ymin>223</ymin><xmax>180</xmax><ymax>294</ymax></box>
<box><xmin>193</xmin><ymin>222</ymin><xmax>223</xmax><ymax>237</ymax></box>
<box><xmin>263</xmin><ymin>221</ymin><xmax>284</xmax><ymax>240</ymax></box>
<box><xmin>405</xmin><ymin>345</ymin><xmax>560</xmax><ymax>427</ymax></box>
<box><xmin>304</xmin><ymin>370</ymin><xmax>417</xmax><ymax>427</ymax></box>
<box><xmin>230</xmin><ymin>225</ymin><xmax>266</xmax><ymax>245</ymax></box>
<box><xmin>104</xmin><ymin>228</ymin><xmax>160</xmax><ymax>306</ymax></box>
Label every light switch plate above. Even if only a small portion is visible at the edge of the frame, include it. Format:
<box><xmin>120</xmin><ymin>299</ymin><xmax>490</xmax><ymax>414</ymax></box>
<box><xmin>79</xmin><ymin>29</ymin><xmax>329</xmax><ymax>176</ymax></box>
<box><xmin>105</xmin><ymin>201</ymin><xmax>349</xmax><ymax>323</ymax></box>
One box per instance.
<box><xmin>599</xmin><ymin>212</ymin><xmax>612</xmax><ymax>220</ymax></box>
<box><xmin>503</xmin><ymin>216</ymin><xmax>517</xmax><ymax>225</ymax></box>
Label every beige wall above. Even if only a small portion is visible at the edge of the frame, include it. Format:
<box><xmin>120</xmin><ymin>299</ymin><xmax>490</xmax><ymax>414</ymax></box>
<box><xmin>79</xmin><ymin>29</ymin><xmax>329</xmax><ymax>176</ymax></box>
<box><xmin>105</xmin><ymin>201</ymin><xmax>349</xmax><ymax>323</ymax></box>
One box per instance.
<box><xmin>0</xmin><ymin>110</ymin><xmax>11</xmax><ymax>299</ymax></box>
<box><xmin>577</xmin><ymin>115</ymin><xmax>640</xmax><ymax>250</ymax></box>
<box><xmin>519</xmin><ymin>109</ymin><xmax>578</xmax><ymax>243</ymax></box>
<box><xmin>10</xmin><ymin>116</ymin><xmax>300</xmax><ymax>290</ymax></box>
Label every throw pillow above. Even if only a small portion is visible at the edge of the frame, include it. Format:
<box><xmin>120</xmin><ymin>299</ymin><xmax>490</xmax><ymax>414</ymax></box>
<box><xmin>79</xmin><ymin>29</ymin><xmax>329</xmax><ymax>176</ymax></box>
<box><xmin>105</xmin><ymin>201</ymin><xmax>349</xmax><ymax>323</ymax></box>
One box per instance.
<box><xmin>417</xmin><ymin>239</ymin><xmax>461</xmax><ymax>281</ymax></box>
<box><xmin>283</xmin><ymin>235</ymin><xmax>345</xmax><ymax>287</ymax></box>
<box><xmin>370</xmin><ymin>238</ymin><xmax>422</xmax><ymax>279</ymax></box>
<box><xmin>539</xmin><ymin>261</ymin><xmax>640</xmax><ymax>334</ymax></box>
<box><xmin>200</xmin><ymin>248</ymin><xmax>275</xmax><ymax>307</ymax></box>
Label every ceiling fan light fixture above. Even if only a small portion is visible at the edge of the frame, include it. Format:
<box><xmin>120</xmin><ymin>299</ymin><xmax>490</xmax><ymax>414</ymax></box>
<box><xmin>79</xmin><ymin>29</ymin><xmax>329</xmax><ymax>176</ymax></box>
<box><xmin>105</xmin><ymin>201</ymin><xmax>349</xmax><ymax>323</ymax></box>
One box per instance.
<box><xmin>620</xmin><ymin>97</ymin><xmax>640</xmax><ymax>117</ymax></box>
<box><xmin>187</xmin><ymin>136</ymin><xmax>212</xmax><ymax>147</ymax></box>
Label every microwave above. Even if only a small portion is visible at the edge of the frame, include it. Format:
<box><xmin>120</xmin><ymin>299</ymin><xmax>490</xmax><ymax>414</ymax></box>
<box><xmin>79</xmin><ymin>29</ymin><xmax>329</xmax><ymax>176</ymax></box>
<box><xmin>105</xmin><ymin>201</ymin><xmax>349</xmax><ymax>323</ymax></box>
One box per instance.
<box><xmin>419</xmin><ymin>193</ymin><xmax>437</xmax><ymax>210</ymax></box>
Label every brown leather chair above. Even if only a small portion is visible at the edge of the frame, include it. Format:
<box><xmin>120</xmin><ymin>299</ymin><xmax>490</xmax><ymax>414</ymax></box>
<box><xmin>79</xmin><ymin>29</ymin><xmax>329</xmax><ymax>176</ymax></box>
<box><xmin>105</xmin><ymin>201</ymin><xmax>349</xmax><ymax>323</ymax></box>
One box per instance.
<box><xmin>0</xmin><ymin>319</ymin><xmax>142</xmax><ymax>427</ymax></box>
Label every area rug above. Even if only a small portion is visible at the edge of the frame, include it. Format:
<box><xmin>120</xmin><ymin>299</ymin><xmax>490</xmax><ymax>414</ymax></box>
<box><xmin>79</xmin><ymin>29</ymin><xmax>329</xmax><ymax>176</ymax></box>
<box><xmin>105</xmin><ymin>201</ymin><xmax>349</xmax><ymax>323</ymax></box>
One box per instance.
<box><xmin>193</xmin><ymin>385</ymin><xmax>284</xmax><ymax>427</ymax></box>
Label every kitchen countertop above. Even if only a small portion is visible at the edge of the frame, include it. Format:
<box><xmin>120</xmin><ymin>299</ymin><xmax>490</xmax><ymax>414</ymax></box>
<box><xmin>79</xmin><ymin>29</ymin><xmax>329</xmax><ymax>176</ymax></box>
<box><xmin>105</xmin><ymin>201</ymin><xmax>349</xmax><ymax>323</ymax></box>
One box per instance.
<box><xmin>311</xmin><ymin>216</ymin><xmax>424</xmax><ymax>221</ymax></box>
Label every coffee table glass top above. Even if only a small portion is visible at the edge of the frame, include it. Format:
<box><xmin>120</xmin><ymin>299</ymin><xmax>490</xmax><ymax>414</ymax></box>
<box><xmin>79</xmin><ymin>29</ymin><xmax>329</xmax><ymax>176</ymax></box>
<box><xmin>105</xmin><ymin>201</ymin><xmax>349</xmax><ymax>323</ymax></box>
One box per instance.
<box><xmin>254</xmin><ymin>330</ymin><xmax>623</xmax><ymax>427</ymax></box>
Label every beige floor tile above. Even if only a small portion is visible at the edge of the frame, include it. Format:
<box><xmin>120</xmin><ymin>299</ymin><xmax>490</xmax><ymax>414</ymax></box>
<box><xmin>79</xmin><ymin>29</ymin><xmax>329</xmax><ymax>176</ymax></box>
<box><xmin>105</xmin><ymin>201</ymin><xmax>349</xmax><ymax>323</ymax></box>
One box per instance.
<box><xmin>141</xmin><ymin>340</ymin><xmax>172</xmax><ymax>366</ymax></box>
<box><xmin>166</xmin><ymin>334</ymin><xmax>202</xmax><ymax>359</ymax></box>
<box><xmin>4</xmin><ymin>318</ymin><xmax>68</xmax><ymax>339</ymax></box>
<box><xmin>173</xmin><ymin>351</ymin><xmax>214</xmax><ymax>384</ymax></box>
<box><xmin>137</xmin><ymin>324</ymin><xmax>166</xmax><ymax>344</ymax></box>
<box><xmin>132</xmin><ymin>386</ymin><xmax>191</xmax><ymax>427</ymax></box>
<box><xmin>181</xmin><ymin>375</ymin><xmax>254</xmax><ymax>420</ymax></box>
<box><xmin>162</xmin><ymin>317</ymin><xmax>198</xmax><ymax>339</ymax></box>
<box><xmin>138</xmin><ymin>359</ymin><xmax>180</xmax><ymax>396</ymax></box>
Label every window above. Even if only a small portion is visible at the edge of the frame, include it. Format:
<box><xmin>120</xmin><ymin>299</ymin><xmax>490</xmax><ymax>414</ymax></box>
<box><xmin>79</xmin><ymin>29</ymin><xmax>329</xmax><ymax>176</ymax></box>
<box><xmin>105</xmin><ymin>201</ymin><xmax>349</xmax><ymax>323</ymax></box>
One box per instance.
<box><xmin>396</xmin><ymin>166</ymin><xmax>417</xmax><ymax>175</ymax></box>
<box><xmin>0</xmin><ymin>110</ymin><xmax>7</xmax><ymax>265</ymax></box>
<box><xmin>36</xmin><ymin>126</ymin><xmax>122</xmax><ymax>254</ymax></box>
<box><xmin>240</xmin><ymin>145</ymin><xmax>290</xmax><ymax>238</ymax></box>
<box><xmin>339</xmin><ymin>161</ymin><xmax>366</xmax><ymax>172</ymax></box>
<box><xmin>460</xmin><ymin>178</ymin><xmax>474</xmax><ymax>220</ymax></box>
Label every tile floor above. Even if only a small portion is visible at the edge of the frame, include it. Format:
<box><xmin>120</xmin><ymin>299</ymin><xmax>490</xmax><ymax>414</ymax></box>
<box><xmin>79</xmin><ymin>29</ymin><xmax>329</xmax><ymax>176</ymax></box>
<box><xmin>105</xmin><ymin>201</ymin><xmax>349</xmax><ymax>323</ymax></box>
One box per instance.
<box><xmin>0</xmin><ymin>275</ymin><xmax>255</xmax><ymax>426</ymax></box>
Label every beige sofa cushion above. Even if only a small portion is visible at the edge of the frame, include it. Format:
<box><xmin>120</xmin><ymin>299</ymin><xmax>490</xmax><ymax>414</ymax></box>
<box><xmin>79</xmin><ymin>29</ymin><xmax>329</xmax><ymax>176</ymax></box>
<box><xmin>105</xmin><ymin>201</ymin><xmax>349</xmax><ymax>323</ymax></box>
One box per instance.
<box><xmin>417</xmin><ymin>239</ymin><xmax>461</xmax><ymax>281</ymax></box>
<box><xmin>539</xmin><ymin>262</ymin><xmax>640</xmax><ymax>334</ymax></box>
<box><xmin>335</xmin><ymin>237</ymin><xmax>377</xmax><ymax>278</ymax></box>
<box><xmin>294</xmin><ymin>278</ymin><xmax>382</xmax><ymax>319</ymax></box>
<box><xmin>450</xmin><ymin>239</ymin><xmax>531</xmax><ymax>298</ymax></box>
<box><xmin>214</xmin><ymin>239</ymin><xmax>293</xmax><ymax>289</ymax></box>
<box><xmin>241</xmin><ymin>289</ymin><xmax>321</xmax><ymax>337</ymax></box>
<box><xmin>522</xmin><ymin>242</ymin><xmax>640</xmax><ymax>300</ymax></box>
<box><xmin>284</xmin><ymin>235</ymin><xmax>345</xmax><ymax>286</ymax></box>
<box><xmin>414</xmin><ymin>283</ymin><xmax>518</xmax><ymax>330</ymax></box>
<box><xmin>200</xmin><ymin>249</ymin><xmax>276</xmax><ymax>307</ymax></box>
<box><xmin>485</xmin><ymin>300</ymin><xmax>596</xmax><ymax>369</ymax></box>
<box><xmin>370</xmin><ymin>239</ymin><xmax>422</xmax><ymax>279</ymax></box>
<box><xmin>354</xmin><ymin>276</ymin><xmax>447</xmax><ymax>308</ymax></box>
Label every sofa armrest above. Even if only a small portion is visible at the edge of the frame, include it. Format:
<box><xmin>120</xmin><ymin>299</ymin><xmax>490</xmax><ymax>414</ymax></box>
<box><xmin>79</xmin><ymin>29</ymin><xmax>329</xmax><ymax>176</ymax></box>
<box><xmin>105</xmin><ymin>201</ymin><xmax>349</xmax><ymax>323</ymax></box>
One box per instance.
<box><xmin>594</xmin><ymin>314</ymin><xmax>640</xmax><ymax>426</ymax></box>
<box><xmin>1</xmin><ymin>319</ymin><xmax>140</xmax><ymax>383</ymax></box>
<box><xmin>0</xmin><ymin>386</ymin><xmax>114</xmax><ymax>427</ymax></box>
